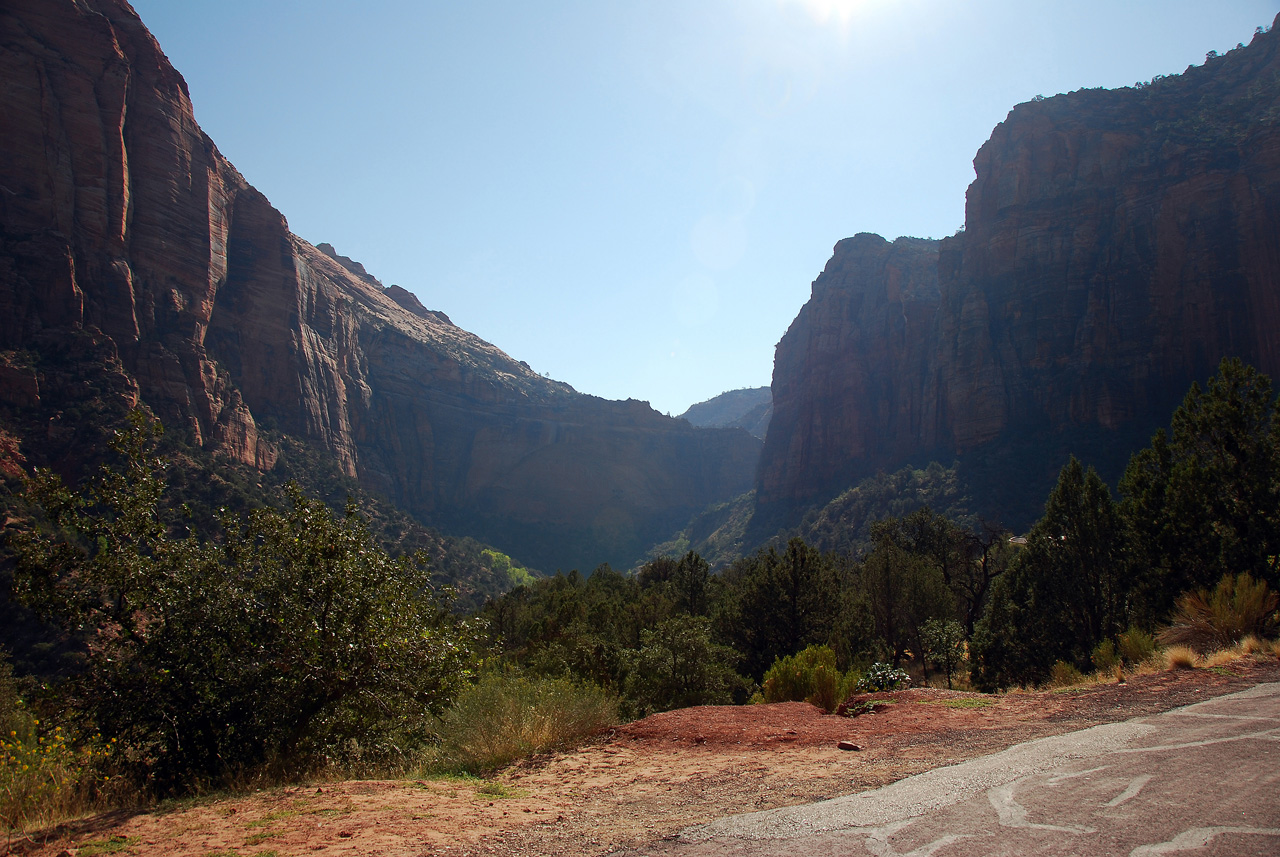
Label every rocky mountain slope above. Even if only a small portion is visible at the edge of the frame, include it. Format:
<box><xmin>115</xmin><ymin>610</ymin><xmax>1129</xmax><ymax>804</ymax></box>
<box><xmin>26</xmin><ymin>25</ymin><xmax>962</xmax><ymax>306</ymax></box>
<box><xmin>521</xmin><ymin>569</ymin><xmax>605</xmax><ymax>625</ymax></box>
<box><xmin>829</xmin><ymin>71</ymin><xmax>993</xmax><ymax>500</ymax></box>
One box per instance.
<box><xmin>0</xmin><ymin>0</ymin><xmax>759</xmax><ymax>572</ymax></box>
<box><xmin>679</xmin><ymin>387</ymin><xmax>772</xmax><ymax>440</ymax></box>
<box><xmin>758</xmin><ymin>18</ymin><xmax>1280</xmax><ymax>530</ymax></box>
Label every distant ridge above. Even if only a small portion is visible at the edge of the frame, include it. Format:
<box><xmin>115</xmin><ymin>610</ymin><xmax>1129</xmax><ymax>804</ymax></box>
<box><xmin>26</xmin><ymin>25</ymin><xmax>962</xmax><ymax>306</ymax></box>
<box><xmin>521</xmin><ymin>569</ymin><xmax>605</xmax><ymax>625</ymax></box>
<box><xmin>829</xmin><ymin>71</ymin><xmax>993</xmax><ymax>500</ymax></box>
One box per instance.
<box><xmin>680</xmin><ymin>388</ymin><xmax>772</xmax><ymax>440</ymax></box>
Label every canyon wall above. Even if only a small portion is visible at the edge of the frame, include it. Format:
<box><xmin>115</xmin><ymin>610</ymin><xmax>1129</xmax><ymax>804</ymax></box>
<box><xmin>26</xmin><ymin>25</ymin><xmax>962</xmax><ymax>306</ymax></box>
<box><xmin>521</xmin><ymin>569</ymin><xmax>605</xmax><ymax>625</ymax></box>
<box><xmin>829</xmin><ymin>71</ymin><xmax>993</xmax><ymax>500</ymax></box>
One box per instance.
<box><xmin>760</xmin><ymin>18</ymin><xmax>1280</xmax><ymax>526</ymax></box>
<box><xmin>0</xmin><ymin>0</ymin><xmax>759</xmax><ymax>571</ymax></box>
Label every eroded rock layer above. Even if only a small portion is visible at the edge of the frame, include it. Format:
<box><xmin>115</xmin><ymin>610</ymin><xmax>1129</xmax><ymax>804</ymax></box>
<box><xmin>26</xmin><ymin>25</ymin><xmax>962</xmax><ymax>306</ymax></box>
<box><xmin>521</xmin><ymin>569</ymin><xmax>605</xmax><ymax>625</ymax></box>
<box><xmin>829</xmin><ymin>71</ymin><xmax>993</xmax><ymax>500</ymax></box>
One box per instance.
<box><xmin>0</xmin><ymin>0</ymin><xmax>759</xmax><ymax>570</ymax></box>
<box><xmin>760</xmin><ymin>19</ymin><xmax>1280</xmax><ymax>524</ymax></box>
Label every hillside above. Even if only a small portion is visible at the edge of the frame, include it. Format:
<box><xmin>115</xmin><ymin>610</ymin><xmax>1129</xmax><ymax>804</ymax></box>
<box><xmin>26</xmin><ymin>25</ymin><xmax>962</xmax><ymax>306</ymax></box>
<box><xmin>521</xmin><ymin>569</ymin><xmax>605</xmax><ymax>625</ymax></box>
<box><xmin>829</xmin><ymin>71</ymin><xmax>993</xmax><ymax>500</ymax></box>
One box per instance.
<box><xmin>757</xmin><ymin>18</ymin><xmax>1280</xmax><ymax>533</ymax></box>
<box><xmin>679</xmin><ymin>387</ymin><xmax>773</xmax><ymax>440</ymax></box>
<box><xmin>0</xmin><ymin>0</ymin><xmax>759</xmax><ymax>573</ymax></box>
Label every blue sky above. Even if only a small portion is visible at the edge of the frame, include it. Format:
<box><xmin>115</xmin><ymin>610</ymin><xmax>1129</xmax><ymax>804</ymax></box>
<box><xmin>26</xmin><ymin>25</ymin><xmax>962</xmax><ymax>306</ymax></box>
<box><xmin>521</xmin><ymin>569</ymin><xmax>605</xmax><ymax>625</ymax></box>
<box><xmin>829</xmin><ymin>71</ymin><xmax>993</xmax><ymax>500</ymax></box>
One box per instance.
<box><xmin>131</xmin><ymin>1</ymin><xmax>1278</xmax><ymax>416</ymax></box>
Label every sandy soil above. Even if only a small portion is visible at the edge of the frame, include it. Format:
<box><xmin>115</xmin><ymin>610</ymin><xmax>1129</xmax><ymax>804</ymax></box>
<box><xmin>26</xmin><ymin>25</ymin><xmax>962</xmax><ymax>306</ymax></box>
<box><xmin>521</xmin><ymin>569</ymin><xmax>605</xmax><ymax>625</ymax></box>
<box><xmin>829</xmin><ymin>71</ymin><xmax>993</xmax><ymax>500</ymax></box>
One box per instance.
<box><xmin>9</xmin><ymin>655</ymin><xmax>1279</xmax><ymax>857</ymax></box>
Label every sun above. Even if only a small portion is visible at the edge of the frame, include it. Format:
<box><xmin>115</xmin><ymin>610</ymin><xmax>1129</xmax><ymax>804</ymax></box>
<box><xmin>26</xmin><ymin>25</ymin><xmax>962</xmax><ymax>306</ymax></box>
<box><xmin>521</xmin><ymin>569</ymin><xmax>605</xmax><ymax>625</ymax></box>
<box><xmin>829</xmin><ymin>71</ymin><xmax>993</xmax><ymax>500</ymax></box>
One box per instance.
<box><xmin>777</xmin><ymin>0</ymin><xmax>886</xmax><ymax>30</ymax></box>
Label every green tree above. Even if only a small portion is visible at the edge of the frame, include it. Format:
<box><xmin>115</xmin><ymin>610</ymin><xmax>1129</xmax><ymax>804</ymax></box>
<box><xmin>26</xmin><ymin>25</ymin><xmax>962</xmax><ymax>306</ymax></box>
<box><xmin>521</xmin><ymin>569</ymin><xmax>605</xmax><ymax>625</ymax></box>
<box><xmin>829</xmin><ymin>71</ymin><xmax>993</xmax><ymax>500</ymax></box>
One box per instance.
<box><xmin>971</xmin><ymin>458</ymin><xmax>1133</xmax><ymax>690</ymax></box>
<box><xmin>12</xmin><ymin>414</ymin><xmax>478</xmax><ymax>791</ymax></box>
<box><xmin>622</xmin><ymin>615</ymin><xmax>746</xmax><ymax>715</ymax></box>
<box><xmin>1120</xmin><ymin>358</ymin><xmax>1280</xmax><ymax>604</ymax></box>
<box><xmin>919</xmin><ymin>618</ymin><xmax>967</xmax><ymax>689</ymax></box>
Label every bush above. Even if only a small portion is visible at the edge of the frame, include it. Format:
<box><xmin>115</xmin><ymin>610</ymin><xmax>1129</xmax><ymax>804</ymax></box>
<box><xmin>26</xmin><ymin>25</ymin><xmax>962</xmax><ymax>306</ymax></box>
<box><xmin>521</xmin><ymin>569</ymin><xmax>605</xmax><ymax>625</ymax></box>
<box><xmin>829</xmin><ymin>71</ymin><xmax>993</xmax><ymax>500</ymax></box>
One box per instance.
<box><xmin>11</xmin><ymin>414</ymin><xmax>480</xmax><ymax>793</ymax></box>
<box><xmin>0</xmin><ymin>655</ymin><xmax>115</xmax><ymax>833</ymax></box>
<box><xmin>1158</xmin><ymin>573</ymin><xmax>1279</xmax><ymax>654</ymax></box>
<box><xmin>1164</xmin><ymin>645</ymin><xmax>1199</xmax><ymax>670</ymax></box>
<box><xmin>1117</xmin><ymin>627</ymin><xmax>1156</xmax><ymax>665</ymax></box>
<box><xmin>1049</xmin><ymin>660</ymin><xmax>1085</xmax><ymax>687</ymax></box>
<box><xmin>432</xmin><ymin>672</ymin><xmax>616</xmax><ymax>774</ymax></box>
<box><xmin>920</xmin><ymin>619</ymin><xmax>968</xmax><ymax>689</ymax></box>
<box><xmin>1091</xmin><ymin>639</ymin><xmax>1119</xmax><ymax>673</ymax></box>
<box><xmin>760</xmin><ymin>645</ymin><xmax>857</xmax><ymax>714</ymax></box>
<box><xmin>854</xmin><ymin>662</ymin><xmax>910</xmax><ymax>693</ymax></box>
<box><xmin>622</xmin><ymin>615</ymin><xmax>748</xmax><ymax>716</ymax></box>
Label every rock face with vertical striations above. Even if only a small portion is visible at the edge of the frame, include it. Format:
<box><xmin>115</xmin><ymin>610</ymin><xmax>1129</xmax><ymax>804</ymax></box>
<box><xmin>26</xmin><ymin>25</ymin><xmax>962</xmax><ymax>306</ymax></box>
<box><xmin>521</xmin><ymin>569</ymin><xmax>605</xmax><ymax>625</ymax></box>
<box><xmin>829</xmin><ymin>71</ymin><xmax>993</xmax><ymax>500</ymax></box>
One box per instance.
<box><xmin>759</xmin><ymin>17</ymin><xmax>1280</xmax><ymax>528</ymax></box>
<box><xmin>0</xmin><ymin>0</ymin><xmax>759</xmax><ymax>571</ymax></box>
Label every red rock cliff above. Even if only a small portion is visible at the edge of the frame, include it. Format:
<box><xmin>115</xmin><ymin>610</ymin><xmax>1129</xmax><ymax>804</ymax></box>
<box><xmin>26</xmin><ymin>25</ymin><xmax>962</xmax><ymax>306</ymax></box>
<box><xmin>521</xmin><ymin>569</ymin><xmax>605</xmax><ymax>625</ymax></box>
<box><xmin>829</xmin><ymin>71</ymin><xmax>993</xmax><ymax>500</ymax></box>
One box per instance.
<box><xmin>760</xmin><ymin>18</ymin><xmax>1280</xmax><ymax>522</ymax></box>
<box><xmin>0</xmin><ymin>0</ymin><xmax>759</xmax><ymax>570</ymax></box>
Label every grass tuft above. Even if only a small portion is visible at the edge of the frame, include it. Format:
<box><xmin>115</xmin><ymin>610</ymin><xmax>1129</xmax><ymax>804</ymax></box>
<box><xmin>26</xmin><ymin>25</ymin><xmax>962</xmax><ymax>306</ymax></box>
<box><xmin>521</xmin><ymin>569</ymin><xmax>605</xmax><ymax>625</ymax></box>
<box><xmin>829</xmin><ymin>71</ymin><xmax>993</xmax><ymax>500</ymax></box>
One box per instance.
<box><xmin>429</xmin><ymin>672</ymin><xmax>616</xmax><ymax>775</ymax></box>
<box><xmin>1163</xmin><ymin>645</ymin><xmax>1199</xmax><ymax>670</ymax></box>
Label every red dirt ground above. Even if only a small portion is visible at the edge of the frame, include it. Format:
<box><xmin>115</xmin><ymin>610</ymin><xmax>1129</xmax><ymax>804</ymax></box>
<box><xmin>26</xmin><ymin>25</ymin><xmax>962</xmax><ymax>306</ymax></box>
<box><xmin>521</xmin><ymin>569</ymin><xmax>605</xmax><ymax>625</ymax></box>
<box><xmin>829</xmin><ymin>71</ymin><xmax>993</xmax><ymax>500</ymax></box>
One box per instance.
<box><xmin>9</xmin><ymin>655</ymin><xmax>1279</xmax><ymax>857</ymax></box>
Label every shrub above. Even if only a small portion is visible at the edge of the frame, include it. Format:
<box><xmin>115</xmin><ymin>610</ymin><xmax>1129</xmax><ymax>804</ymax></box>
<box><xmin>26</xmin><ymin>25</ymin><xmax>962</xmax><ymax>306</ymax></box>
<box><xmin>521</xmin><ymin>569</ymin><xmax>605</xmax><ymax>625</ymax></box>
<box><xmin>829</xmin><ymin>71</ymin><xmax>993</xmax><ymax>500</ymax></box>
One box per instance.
<box><xmin>0</xmin><ymin>656</ymin><xmax>116</xmax><ymax>833</ymax></box>
<box><xmin>11</xmin><ymin>414</ymin><xmax>481</xmax><ymax>793</ymax></box>
<box><xmin>1117</xmin><ymin>627</ymin><xmax>1157</xmax><ymax>665</ymax></box>
<box><xmin>761</xmin><ymin>645</ymin><xmax>857</xmax><ymax>714</ymax></box>
<box><xmin>1049</xmin><ymin>660</ymin><xmax>1085</xmax><ymax>687</ymax></box>
<box><xmin>432</xmin><ymin>672</ymin><xmax>616</xmax><ymax>774</ymax></box>
<box><xmin>622</xmin><ymin>615</ymin><xmax>748</xmax><ymax>716</ymax></box>
<box><xmin>854</xmin><ymin>662</ymin><xmax>910</xmax><ymax>693</ymax></box>
<box><xmin>1158</xmin><ymin>573</ymin><xmax>1279</xmax><ymax>654</ymax></box>
<box><xmin>1164</xmin><ymin>645</ymin><xmax>1199</xmax><ymax>670</ymax></box>
<box><xmin>1091</xmin><ymin>639</ymin><xmax>1119</xmax><ymax>673</ymax></box>
<box><xmin>920</xmin><ymin>619</ymin><xmax>968</xmax><ymax>689</ymax></box>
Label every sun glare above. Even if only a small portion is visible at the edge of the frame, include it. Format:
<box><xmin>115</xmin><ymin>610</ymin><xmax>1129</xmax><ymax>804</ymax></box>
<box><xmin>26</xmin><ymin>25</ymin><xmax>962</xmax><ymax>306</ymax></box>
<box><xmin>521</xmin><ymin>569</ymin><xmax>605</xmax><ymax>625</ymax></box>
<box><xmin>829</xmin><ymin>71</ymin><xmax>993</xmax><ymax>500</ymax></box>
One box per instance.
<box><xmin>778</xmin><ymin>0</ymin><xmax>883</xmax><ymax>30</ymax></box>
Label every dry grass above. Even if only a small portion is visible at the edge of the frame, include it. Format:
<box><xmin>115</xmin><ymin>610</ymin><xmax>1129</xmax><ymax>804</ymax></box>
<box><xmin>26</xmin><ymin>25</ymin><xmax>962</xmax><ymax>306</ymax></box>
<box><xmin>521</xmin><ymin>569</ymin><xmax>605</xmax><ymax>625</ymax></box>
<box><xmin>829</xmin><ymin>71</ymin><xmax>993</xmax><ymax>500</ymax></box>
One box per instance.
<box><xmin>1163</xmin><ymin>645</ymin><xmax>1200</xmax><ymax>670</ymax></box>
<box><xmin>1158</xmin><ymin>573</ymin><xmax>1279</xmax><ymax>654</ymax></box>
<box><xmin>429</xmin><ymin>672</ymin><xmax>617</xmax><ymax>775</ymax></box>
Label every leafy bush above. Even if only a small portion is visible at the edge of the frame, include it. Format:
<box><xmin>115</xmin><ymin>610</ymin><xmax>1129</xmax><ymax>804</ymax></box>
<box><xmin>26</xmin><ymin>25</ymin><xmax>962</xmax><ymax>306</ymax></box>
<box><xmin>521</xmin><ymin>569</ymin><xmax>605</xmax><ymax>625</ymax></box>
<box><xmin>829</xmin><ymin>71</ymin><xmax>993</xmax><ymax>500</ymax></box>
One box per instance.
<box><xmin>854</xmin><ymin>662</ymin><xmax>910</xmax><ymax>693</ymax></box>
<box><xmin>1158</xmin><ymin>573</ymin><xmax>1279</xmax><ymax>654</ymax></box>
<box><xmin>622</xmin><ymin>615</ymin><xmax>748</xmax><ymax>716</ymax></box>
<box><xmin>920</xmin><ymin>619</ymin><xmax>968</xmax><ymax>689</ymax></box>
<box><xmin>760</xmin><ymin>645</ymin><xmax>857</xmax><ymax>713</ymax></box>
<box><xmin>431</xmin><ymin>672</ymin><xmax>616</xmax><ymax>774</ymax></box>
<box><xmin>11</xmin><ymin>414</ymin><xmax>480</xmax><ymax>792</ymax></box>
<box><xmin>1117</xmin><ymin>627</ymin><xmax>1157</xmax><ymax>665</ymax></box>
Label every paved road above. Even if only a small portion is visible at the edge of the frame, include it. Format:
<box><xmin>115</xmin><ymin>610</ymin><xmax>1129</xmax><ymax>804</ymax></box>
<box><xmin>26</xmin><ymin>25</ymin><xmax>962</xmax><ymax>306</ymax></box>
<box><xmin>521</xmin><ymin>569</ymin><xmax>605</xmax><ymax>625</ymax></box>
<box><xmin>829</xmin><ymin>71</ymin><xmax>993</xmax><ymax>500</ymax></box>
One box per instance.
<box><xmin>619</xmin><ymin>682</ymin><xmax>1280</xmax><ymax>857</ymax></box>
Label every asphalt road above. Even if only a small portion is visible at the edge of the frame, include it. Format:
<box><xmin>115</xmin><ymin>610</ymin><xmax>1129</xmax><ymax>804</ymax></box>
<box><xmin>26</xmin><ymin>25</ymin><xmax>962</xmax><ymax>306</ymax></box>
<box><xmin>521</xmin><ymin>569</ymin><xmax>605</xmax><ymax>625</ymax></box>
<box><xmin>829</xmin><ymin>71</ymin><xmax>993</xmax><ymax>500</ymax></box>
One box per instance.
<box><xmin>618</xmin><ymin>682</ymin><xmax>1280</xmax><ymax>857</ymax></box>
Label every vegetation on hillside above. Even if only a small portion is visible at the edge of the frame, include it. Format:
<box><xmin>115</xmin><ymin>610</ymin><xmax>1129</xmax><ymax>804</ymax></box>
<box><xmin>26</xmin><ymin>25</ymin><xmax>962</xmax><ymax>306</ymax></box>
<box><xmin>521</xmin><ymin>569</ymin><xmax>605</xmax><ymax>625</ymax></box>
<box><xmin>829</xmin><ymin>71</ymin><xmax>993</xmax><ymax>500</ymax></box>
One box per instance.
<box><xmin>0</xmin><ymin>358</ymin><xmax>1278</xmax><ymax>832</ymax></box>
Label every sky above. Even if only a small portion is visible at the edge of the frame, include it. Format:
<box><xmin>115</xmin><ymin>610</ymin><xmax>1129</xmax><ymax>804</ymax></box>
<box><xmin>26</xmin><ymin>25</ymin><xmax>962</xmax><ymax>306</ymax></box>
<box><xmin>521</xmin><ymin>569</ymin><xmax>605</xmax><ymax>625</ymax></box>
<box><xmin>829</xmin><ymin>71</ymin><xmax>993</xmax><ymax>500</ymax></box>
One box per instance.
<box><xmin>130</xmin><ymin>0</ymin><xmax>1279</xmax><ymax>417</ymax></box>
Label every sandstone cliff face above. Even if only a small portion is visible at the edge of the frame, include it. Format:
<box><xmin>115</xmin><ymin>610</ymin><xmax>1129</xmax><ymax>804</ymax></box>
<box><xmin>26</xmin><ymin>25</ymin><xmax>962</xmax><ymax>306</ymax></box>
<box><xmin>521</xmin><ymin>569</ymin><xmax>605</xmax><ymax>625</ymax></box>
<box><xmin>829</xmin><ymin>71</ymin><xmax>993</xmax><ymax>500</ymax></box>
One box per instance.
<box><xmin>0</xmin><ymin>0</ymin><xmax>758</xmax><ymax>571</ymax></box>
<box><xmin>760</xmin><ymin>19</ymin><xmax>1280</xmax><ymax>523</ymax></box>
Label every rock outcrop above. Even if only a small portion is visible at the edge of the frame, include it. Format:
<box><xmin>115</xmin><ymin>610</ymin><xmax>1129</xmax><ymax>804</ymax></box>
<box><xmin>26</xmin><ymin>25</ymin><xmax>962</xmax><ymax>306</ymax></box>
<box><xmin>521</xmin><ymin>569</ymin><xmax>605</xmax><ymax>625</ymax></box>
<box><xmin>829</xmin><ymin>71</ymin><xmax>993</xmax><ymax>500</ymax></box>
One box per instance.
<box><xmin>759</xmin><ymin>19</ymin><xmax>1280</xmax><ymax>527</ymax></box>
<box><xmin>0</xmin><ymin>0</ymin><xmax>759</xmax><ymax>571</ymax></box>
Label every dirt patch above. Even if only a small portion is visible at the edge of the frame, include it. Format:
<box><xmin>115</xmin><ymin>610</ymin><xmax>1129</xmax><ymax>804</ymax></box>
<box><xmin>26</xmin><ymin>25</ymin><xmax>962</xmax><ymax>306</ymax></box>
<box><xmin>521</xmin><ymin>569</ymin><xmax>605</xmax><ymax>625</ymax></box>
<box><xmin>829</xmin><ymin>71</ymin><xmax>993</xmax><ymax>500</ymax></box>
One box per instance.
<box><xmin>9</xmin><ymin>656</ymin><xmax>1279</xmax><ymax>857</ymax></box>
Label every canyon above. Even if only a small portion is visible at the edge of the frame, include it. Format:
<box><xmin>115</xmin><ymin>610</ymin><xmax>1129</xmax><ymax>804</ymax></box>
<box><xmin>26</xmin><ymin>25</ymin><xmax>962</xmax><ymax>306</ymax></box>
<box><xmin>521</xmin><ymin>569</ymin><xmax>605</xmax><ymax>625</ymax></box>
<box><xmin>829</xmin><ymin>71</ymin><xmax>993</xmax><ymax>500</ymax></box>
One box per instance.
<box><xmin>0</xmin><ymin>0</ymin><xmax>758</xmax><ymax>572</ymax></box>
<box><xmin>759</xmin><ymin>18</ymin><xmax>1280</xmax><ymax>531</ymax></box>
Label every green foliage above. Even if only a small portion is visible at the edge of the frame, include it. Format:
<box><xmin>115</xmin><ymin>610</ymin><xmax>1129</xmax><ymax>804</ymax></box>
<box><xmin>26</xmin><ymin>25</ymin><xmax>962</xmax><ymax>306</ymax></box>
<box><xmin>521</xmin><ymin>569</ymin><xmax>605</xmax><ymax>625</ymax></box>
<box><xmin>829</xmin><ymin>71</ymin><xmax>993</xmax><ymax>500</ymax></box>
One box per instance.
<box><xmin>431</xmin><ymin>671</ymin><xmax>616</xmax><ymax>774</ymax></box>
<box><xmin>1049</xmin><ymin>661</ymin><xmax>1085</xmax><ymax>688</ymax></box>
<box><xmin>622</xmin><ymin>615</ymin><xmax>748</xmax><ymax>716</ymax></box>
<box><xmin>920</xmin><ymin>619</ymin><xmax>967</xmax><ymax>689</ymax></box>
<box><xmin>1158</xmin><ymin>573</ymin><xmax>1279</xmax><ymax>654</ymax></box>
<box><xmin>10</xmin><ymin>414</ymin><xmax>480</xmax><ymax>793</ymax></box>
<box><xmin>970</xmin><ymin>458</ymin><xmax>1134</xmax><ymax>690</ymax></box>
<box><xmin>716</xmin><ymin>539</ymin><xmax>852</xmax><ymax>680</ymax></box>
<box><xmin>796</xmin><ymin>463</ymin><xmax>973</xmax><ymax>558</ymax></box>
<box><xmin>481</xmin><ymin>549</ymin><xmax>534</xmax><ymax>590</ymax></box>
<box><xmin>1120</xmin><ymin>358</ymin><xmax>1280</xmax><ymax>608</ymax></box>
<box><xmin>1117</xmin><ymin>627</ymin><xmax>1156</xmax><ymax>665</ymax></box>
<box><xmin>854</xmin><ymin>662</ymin><xmax>910</xmax><ymax>693</ymax></box>
<box><xmin>0</xmin><ymin>653</ymin><xmax>112</xmax><ymax>832</ymax></box>
<box><xmin>760</xmin><ymin>645</ymin><xmax>857</xmax><ymax>713</ymax></box>
<box><xmin>1091</xmin><ymin>639</ymin><xmax>1119</xmax><ymax>673</ymax></box>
